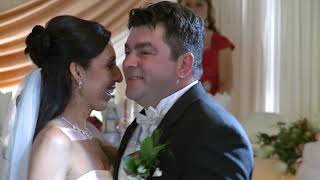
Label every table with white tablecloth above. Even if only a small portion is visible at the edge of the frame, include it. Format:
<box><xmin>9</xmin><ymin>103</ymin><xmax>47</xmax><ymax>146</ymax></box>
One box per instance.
<box><xmin>253</xmin><ymin>158</ymin><xmax>296</xmax><ymax>180</ymax></box>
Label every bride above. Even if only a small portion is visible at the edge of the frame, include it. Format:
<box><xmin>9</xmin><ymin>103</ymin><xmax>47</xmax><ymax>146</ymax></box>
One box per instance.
<box><xmin>1</xmin><ymin>15</ymin><xmax>123</xmax><ymax>180</ymax></box>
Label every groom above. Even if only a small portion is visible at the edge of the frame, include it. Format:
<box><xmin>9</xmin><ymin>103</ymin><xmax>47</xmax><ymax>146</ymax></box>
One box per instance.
<box><xmin>115</xmin><ymin>1</ymin><xmax>254</xmax><ymax>179</ymax></box>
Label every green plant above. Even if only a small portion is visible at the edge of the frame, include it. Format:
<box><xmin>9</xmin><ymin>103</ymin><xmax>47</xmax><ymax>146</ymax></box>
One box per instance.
<box><xmin>124</xmin><ymin>129</ymin><xmax>171</xmax><ymax>179</ymax></box>
<box><xmin>256</xmin><ymin>118</ymin><xmax>316</xmax><ymax>174</ymax></box>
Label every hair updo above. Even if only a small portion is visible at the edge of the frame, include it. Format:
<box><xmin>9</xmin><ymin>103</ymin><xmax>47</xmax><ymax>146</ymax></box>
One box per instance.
<box><xmin>25</xmin><ymin>25</ymin><xmax>51</xmax><ymax>68</ymax></box>
<box><xmin>24</xmin><ymin>15</ymin><xmax>111</xmax><ymax>138</ymax></box>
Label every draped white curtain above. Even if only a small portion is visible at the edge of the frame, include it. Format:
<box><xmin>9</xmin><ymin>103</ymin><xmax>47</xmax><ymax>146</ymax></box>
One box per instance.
<box><xmin>274</xmin><ymin>0</ymin><xmax>320</xmax><ymax>121</ymax></box>
<box><xmin>212</xmin><ymin>0</ymin><xmax>320</xmax><ymax>121</ymax></box>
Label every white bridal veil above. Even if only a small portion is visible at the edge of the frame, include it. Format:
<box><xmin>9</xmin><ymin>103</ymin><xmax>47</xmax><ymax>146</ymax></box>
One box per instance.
<box><xmin>0</xmin><ymin>68</ymin><xmax>41</xmax><ymax>180</ymax></box>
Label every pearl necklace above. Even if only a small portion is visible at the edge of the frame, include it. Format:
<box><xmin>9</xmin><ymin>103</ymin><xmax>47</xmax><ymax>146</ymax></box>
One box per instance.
<box><xmin>60</xmin><ymin>116</ymin><xmax>93</xmax><ymax>139</ymax></box>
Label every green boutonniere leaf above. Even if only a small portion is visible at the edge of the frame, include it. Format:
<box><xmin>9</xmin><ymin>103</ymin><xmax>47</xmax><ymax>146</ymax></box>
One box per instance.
<box><xmin>124</xmin><ymin>129</ymin><xmax>172</xmax><ymax>179</ymax></box>
<box><xmin>140</xmin><ymin>129</ymin><xmax>167</xmax><ymax>166</ymax></box>
<box><xmin>123</xmin><ymin>156</ymin><xmax>139</xmax><ymax>174</ymax></box>
<box><xmin>140</xmin><ymin>135</ymin><xmax>154</xmax><ymax>160</ymax></box>
<box><xmin>151</xmin><ymin>128</ymin><xmax>161</xmax><ymax>144</ymax></box>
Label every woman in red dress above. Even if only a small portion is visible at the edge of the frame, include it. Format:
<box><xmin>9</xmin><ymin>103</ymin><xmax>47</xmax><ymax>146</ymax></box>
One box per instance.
<box><xmin>179</xmin><ymin>0</ymin><xmax>235</xmax><ymax>95</ymax></box>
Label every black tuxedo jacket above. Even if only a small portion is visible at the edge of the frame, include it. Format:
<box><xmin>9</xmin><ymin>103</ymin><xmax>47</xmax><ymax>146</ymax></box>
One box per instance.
<box><xmin>114</xmin><ymin>83</ymin><xmax>254</xmax><ymax>180</ymax></box>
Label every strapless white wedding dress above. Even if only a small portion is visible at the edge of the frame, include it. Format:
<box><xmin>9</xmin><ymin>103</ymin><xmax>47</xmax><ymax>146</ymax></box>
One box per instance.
<box><xmin>57</xmin><ymin>123</ymin><xmax>114</xmax><ymax>180</ymax></box>
<box><xmin>76</xmin><ymin>170</ymin><xmax>113</xmax><ymax>180</ymax></box>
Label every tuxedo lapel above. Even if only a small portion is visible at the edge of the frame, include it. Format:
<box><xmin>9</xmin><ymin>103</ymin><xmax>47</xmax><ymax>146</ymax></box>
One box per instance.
<box><xmin>158</xmin><ymin>83</ymin><xmax>204</xmax><ymax>144</ymax></box>
<box><xmin>118</xmin><ymin>121</ymin><xmax>138</xmax><ymax>156</ymax></box>
<box><xmin>148</xmin><ymin>83</ymin><xmax>206</xmax><ymax>179</ymax></box>
<box><xmin>114</xmin><ymin>109</ymin><xmax>147</xmax><ymax>179</ymax></box>
<box><xmin>114</xmin><ymin>120</ymin><xmax>138</xmax><ymax>179</ymax></box>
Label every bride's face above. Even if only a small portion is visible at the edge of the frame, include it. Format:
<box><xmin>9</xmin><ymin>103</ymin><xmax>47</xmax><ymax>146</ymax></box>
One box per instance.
<box><xmin>78</xmin><ymin>43</ymin><xmax>123</xmax><ymax>111</ymax></box>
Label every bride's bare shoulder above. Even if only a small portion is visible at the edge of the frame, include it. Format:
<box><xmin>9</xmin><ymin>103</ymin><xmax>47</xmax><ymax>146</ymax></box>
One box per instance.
<box><xmin>29</xmin><ymin>120</ymin><xmax>72</xmax><ymax>179</ymax></box>
<box><xmin>33</xmin><ymin>120</ymin><xmax>72</xmax><ymax>151</ymax></box>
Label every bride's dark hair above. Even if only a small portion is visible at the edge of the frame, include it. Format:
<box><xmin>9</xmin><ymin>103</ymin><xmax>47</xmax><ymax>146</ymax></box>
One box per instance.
<box><xmin>24</xmin><ymin>15</ymin><xmax>111</xmax><ymax>138</ymax></box>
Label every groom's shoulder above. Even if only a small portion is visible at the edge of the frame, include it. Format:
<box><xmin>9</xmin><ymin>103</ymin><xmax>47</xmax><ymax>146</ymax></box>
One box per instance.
<box><xmin>184</xmin><ymin>96</ymin><xmax>247</xmax><ymax>137</ymax></box>
<box><xmin>187</xmin><ymin>93</ymin><xmax>231</xmax><ymax>121</ymax></box>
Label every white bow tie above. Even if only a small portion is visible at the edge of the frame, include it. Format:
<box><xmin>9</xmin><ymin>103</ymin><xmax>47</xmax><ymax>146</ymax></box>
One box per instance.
<box><xmin>134</xmin><ymin>107</ymin><xmax>163</xmax><ymax>143</ymax></box>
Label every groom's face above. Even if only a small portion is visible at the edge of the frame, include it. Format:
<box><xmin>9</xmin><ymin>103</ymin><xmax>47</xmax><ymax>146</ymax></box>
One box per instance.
<box><xmin>123</xmin><ymin>25</ymin><xmax>179</xmax><ymax>108</ymax></box>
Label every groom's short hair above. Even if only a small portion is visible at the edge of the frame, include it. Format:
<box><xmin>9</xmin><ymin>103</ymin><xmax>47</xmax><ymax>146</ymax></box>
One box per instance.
<box><xmin>128</xmin><ymin>1</ymin><xmax>204</xmax><ymax>80</ymax></box>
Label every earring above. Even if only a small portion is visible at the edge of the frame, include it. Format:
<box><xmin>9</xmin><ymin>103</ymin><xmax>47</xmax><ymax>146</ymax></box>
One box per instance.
<box><xmin>78</xmin><ymin>81</ymin><xmax>83</xmax><ymax>89</ymax></box>
<box><xmin>176</xmin><ymin>75</ymin><xmax>184</xmax><ymax>84</ymax></box>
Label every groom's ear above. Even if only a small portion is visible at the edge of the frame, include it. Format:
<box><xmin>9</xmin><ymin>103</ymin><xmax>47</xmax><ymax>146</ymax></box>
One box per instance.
<box><xmin>69</xmin><ymin>62</ymin><xmax>85</xmax><ymax>84</ymax></box>
<box><xmin>176</xmin><ymin>52</ymin><xmax>194</xmax><ymax>79</ymax></box>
